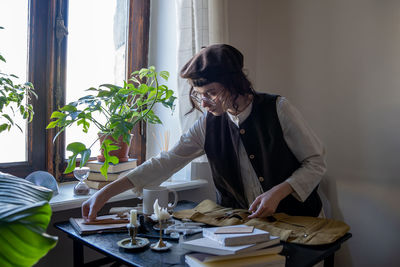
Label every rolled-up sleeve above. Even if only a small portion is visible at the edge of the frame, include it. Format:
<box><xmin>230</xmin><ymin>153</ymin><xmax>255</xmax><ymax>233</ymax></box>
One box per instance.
<box><xmin>277</xmin><ymin>97</ymin><xmax>327</xmax><ymax>202</ymax></box>
<box><xmin>125</xmin><ymin>114</ymin><xmax>206</xmax><ymax>192</ymax></box>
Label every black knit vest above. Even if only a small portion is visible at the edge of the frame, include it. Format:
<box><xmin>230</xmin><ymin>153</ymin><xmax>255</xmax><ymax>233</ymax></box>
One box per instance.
<box><xmin>204</xmin><ymin>93</ymin><xmax>322</xmax><ymax>216</ymax></box>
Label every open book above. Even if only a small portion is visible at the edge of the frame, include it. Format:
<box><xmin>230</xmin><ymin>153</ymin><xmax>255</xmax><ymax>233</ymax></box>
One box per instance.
<box><xmin>69</xmin><ymin>214</ymin><xmax>129</xmax><ymax>235</ymax></box>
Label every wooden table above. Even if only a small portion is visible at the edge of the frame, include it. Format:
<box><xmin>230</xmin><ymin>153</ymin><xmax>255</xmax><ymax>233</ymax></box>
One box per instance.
<box><xmin>54</xmin><ymin>201</ymin><xmax>351</xmax><ymax>267</ymax></box>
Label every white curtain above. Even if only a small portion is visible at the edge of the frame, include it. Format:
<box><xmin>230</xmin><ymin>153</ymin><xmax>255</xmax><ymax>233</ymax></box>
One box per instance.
<box><xmin>175</xmin><ymin>0</ymin><xmax>229</xmax><ymax>135</ymax></box>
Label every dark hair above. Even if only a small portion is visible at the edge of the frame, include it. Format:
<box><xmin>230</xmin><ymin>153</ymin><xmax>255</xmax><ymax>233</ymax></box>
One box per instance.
<box><xmin>186</xmin><ymin>70</ymin><xmax>255</xmax><ymax>114</ymax></box>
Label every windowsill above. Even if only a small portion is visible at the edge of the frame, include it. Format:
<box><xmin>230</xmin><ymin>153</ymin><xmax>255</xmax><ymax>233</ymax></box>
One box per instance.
<box><xmin>50</xmin><ymin>179</ymin><xmax>208</xmax><ymax>212</ymax></box>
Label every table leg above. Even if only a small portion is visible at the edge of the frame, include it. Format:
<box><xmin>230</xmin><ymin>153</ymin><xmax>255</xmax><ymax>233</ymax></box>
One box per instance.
<box><xmin>73</xmin><ymin>239</ymin><xmax>84</xmax><ymax>267</ymax></box>
<box><xmin>323</xmin><ymin>253</ymin><xmax>334</xmax><ymax>267</ymax></box>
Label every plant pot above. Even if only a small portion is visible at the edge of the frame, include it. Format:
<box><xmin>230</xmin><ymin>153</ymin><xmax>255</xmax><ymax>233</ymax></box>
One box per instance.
<box><xmin>97</xmin><ymin>134</ymin><xmax>133</xmax><ymax>163</ymax></box>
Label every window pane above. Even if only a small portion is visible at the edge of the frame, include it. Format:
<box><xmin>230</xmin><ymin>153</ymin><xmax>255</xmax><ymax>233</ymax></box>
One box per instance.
<box><xmin>0</xmin><ymin>1</ymin><xmax>29</xmax><ymax>163</ymax></box>
<box><xmin>66</xmin><ymin>0</ymin><xmax>128</xmax><ymax>158</ymax></box>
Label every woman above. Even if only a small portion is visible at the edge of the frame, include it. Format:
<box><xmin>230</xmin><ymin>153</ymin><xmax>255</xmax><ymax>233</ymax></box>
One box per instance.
<box><xmin>82</xmin><ymin>44</ymin><xmax>326</xmax><ymax>221</ymax></box>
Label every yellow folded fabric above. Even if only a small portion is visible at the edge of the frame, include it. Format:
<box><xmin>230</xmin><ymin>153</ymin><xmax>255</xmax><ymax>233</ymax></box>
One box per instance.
<box><xmin>173</xmin><ymin>199</ymin><xmax>350</xmax><ymax>245</ymax></box>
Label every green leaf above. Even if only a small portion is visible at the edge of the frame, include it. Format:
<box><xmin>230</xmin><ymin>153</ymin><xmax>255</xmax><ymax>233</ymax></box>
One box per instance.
<box><xmin>0</xmin><ymin>123</ymin><xmax>8</xmax><ymax>133</ymax></box>
<box><xmin>131</xmin><ymin>70</ymin><xmax>140</xmax><ymax>75</ymax></box>
<box><xmin>77</xmin><ymin>119</ymin><xmax>90</xmax><ymax>133</ymax></box>
<box><xmin>165</xmin><ymin>89</ymin><xmax>173</xmax><ymax>100</ymax></box>
<box><xmin>147</xmin><ymin>89</ymin><xmax>157</xmax><ymax>100</ymax></box>
<box><xmin>162</xmin><ymin>95</ymin><xmax>177</xmax><ymax>109</ymax></box>
<box><xmin>0</xmin><ymin>174</ymin><xmax>57</xmax><ymax>266</ymax></box>
<box><xmin>19</xmin><ymin>105</ymin><xmax>25</xmax><ymax>115</ymax></box>
<box><xmin>0</xmin><ymin>223</ymin><xmax>57</xmax><ymax>267</ymax></box>
<box><xmin>138</xmin><ymin>84</ymin><xmax>149</xmax><ymax>94</ymax></box>
<box><xmin>2</xmin><ymin>114</ymin><xmax>14</xmax><ymax>125</ymax></box>
<box><xmin>64</xmin><ymin>142</ymin><xmax>91</xmax><ymax>173</ymax></box>
<box><xmin>64</xmin><ymin>154</ymin><xmax>78</xmax><ymax>174</ymax></box>
<box><xmin>46</xmin><ymin>120</ymin><xmax>59</xmax><ymax>129</ymax></box>
<box><xmin>85</xmin><ymin>87</ymin><xmax>99</xmax><ymax>92</ymax></box>
<box><xmin>52</xmin><ymin>126</ymin><xmax>66</xmax><ymax>143</ymax></box>
<box><xmin>159</xmin><ymin>71</ymin><xmax>169</xmax><ymax>80</ymax></box>
<box><xmin>60</xmin><ymin>105</ymin><xmax>77</xmax><ymax>112</ymax></box>
<box><xmin>79</xmin><ymin>149</ymin><xmax>91</xmax><ymax>168</ymax></box>
<box><xmin>117</xmin><ymin>88</ymin><xmax>133</xmax><ymax>95</ymax></box>
<box><xmin>66</xmin><ymin>142</ymin><xmax>87</xmax><ymax>154</ymax></box>
<box><xmin>138</xmin><ymin>68</ymin><xmax>149</xmax><ymax>79</ymax></box>
<box><xmin>50</xmin><ymin>111</ymin><xmax>65</xmax><ymax>119</ymax></box>
<box><xmin>99</xmin><ymin>139</ymin><xmax>121</xmax><ymax>179</ymax></box>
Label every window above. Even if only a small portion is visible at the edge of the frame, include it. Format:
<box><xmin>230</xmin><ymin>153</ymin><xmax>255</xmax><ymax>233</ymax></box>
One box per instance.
<box><xmin>0</xmin><ymin>0</ymin><xmax>150</xmax><ymax>180</ymax></box>
<box><xmin>0</xmin><ymin>1</ymin><xmax>29</xmax><ymax>163</ymax></box>
<box><xmin>66</xmin><ymin>0</ymin><xmax>128</xmax><ymax>164</ymax></box>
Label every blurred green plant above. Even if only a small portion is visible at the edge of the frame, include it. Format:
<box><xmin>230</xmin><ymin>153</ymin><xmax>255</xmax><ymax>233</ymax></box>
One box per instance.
<box><xmin>47</xmin><ymin>66</ymin><xmax>176</xmax><ymax>178</ymax></box>
<box><xmin>0</xmin><ymin>172</ymin><xmax>58</xmax><ymax>267</ymax></box>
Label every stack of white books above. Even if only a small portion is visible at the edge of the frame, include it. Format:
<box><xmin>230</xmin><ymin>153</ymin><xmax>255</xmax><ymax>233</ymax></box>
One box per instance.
<box><xmin>181</xmin><ymin>225</ymin><xmax>285</xmax><ymax>267</ymax></box>
<box><xmin>84</xmin><ymin>158</ymin><xmax>137</xmax><ymax>189</ymax></box>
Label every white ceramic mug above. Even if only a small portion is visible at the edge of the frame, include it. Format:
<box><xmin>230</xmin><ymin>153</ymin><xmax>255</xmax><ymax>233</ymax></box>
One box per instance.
<box><xmin>142</xmin><ymin>186</ymin><xmax>178</xmax><ymax>215</ymax></box>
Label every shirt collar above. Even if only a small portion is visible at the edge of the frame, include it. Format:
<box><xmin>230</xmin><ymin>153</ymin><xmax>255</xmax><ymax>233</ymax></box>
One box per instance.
<box><xmin>227</xmin><ymin>100</ymin><xmax>253</xmax><ymax>127</ymax></box>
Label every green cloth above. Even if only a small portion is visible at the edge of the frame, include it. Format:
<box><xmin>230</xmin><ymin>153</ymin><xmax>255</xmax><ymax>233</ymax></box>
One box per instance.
<box><xmin>173</xmin><ymin>199</ymin><xmax>350</xmax><ymax>245</ymax></box>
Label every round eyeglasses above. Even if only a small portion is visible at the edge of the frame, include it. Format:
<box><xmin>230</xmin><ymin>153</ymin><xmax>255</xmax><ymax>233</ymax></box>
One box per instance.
<box><xmin>190</xmin><ymin>90</ymin><xmax>219</xmax><ymax>106</ymax></box>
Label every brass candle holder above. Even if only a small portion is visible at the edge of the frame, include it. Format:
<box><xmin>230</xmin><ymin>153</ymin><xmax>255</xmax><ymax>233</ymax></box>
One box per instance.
<box><xmin>117</xmin><ymin>221</ymin><xmax>149</xmax><ymax>250</ymax></box>
<box><xmin>127</xmin><ymin>223</ymin><xmax>138</xmax><ymax>246</ymax></box>
<box><xmin>149</xmin><ymin>199</ymin><xmax>172</xmax><ymax>251</ymax></box>
<box><xmin>153</xmin><ymin>220</ymin><xmax>166</xmax><ymax>248</ymax></box>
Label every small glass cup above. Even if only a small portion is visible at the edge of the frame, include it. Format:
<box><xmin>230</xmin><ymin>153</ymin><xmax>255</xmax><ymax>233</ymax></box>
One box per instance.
<box><xmin>73</xmin><ymin>167</ymin><xmax>90</xmax><ymax>195</ymax></box>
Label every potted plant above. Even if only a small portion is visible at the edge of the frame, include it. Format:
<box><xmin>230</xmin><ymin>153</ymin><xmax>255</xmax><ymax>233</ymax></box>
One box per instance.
<box><xmin>47</xmin><ymin>66</ymin><xmax>176</xmax><ymax>179</ymax></box>
<box><xmin>0</xmin><ymin>28</ymin><xmax>36</xmax><ymax>133</ymax></box>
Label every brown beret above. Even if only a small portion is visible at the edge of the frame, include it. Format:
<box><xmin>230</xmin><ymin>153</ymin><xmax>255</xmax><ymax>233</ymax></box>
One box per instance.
<box><xmin>180</xmin><ymin>44</ymin><xmax>244</xmax><ymax>80</ymax></box>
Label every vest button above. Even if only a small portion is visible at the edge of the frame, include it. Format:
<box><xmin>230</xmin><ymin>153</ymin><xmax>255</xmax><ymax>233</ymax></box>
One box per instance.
<box><xmin>239</xmin><ymin>129</ymin><xmax>245</xmax><ymax>134</ymax></box>
<box><xmin>249</xmin><ymin>154</ymin><xmax>255</xmax><ymax>159</ymax></box>
<box><xmin>259</xmin><ymin>176</ymin><xmax>264</xmax><ymax>182</ymax></box>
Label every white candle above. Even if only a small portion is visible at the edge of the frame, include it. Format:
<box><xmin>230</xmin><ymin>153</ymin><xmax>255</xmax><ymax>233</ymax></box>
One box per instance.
<box><xmin>130</xmin><ymin>209</ymin><xmax>137</xmax><ymax>225</ymax></box>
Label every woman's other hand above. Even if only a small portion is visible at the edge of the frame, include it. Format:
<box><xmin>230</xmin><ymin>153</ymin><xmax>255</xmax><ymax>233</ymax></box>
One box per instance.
<box><xmin>248</xmin><ymin>181</ymin><xmax>293</xmax><ymax>218</ymax></box>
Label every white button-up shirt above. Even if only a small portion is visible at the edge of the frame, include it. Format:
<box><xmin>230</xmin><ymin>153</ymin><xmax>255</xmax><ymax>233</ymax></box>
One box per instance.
<box><xmin>126</xmin><ymin>96</ymin><xmax>326</xmax><ymax>207</ymax></box>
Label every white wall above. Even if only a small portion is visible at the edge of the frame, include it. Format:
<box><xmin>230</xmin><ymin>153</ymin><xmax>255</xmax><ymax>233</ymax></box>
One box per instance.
<box><xmin>147</xmin><ymin>0</ymin><xmax>196</xmax><ymax>183</ymax></box>
<box><xmin>228</xmin><ymin>0</ymin><xmax>400</xmax><ymax>266</ymax></box>
<box><xmin>147</xmin><ymin>0</ymin><xmax>180</xmax><ymax>157</ymax></box>
<box><xmin>147</xmin><ymin>0</ymin><xmax>216</xmax><ymax>202</ymax></box>
<box><xmin>147</xmin><ymin>0</ymin><xmax>192</xmax><ymax>181</ymax></box>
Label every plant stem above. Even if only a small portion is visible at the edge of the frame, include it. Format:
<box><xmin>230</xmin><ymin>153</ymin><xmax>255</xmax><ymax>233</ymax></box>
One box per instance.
<box><xmin>130</xmin><ymin>74</ymin><xmax>160</xmax><ymax>126</ymax></box>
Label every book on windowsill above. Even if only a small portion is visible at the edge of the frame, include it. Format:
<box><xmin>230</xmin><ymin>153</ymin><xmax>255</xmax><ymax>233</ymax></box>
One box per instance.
<box><xmin>87</xmin><ymin>169</ymin><xmax>130</xmax><ymax>182</ymax></box>
<box><xmin>86</xmin><ymin>158</ymin><xmax>137</xmax><ymax>173</ymax></box>
<box><xmin>69</xmin><ymin>214</ymin><xmax>129</xmax><ymax>235</ymax></box>
<box><xmin>203</xmin><ymin>225</ymin><xmax>270</xmax><ymax>246</ymax></box>
<box><xmin>84</xmin><ymin>179</ymin><xmax>112</xmax><ymax>190</ymax></box>
<box><xmin>181</xmin><ymin>235</ymin><xmax>280</xmax><ymax>256</ymax></box>
<box><xmin>185</xmin><ymin>249</ymin><xmax>285</xmax><ymax>267</ymax></box>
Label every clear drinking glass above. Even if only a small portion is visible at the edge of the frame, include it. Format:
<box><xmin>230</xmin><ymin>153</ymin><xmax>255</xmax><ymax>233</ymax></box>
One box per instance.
<box><xmin>73</xmin><ymin>167</ymin><xmax>90</xmax><ymax>195</ymax></box>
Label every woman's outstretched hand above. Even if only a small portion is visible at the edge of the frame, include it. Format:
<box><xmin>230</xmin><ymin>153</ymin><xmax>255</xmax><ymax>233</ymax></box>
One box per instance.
<box><xmin>82</xmin><ymin>192</ymin><xmax>107</xmax><ymax>221</ymax></box>
<box><xmin>81</xmin><ymin>176</ymin><xmax>135</xmax><ymax>221</ymax></box>
<box><xmin>247</xmin><ymin>181</ymin><xmax>293</xmax><ymax>218</ymax></box>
